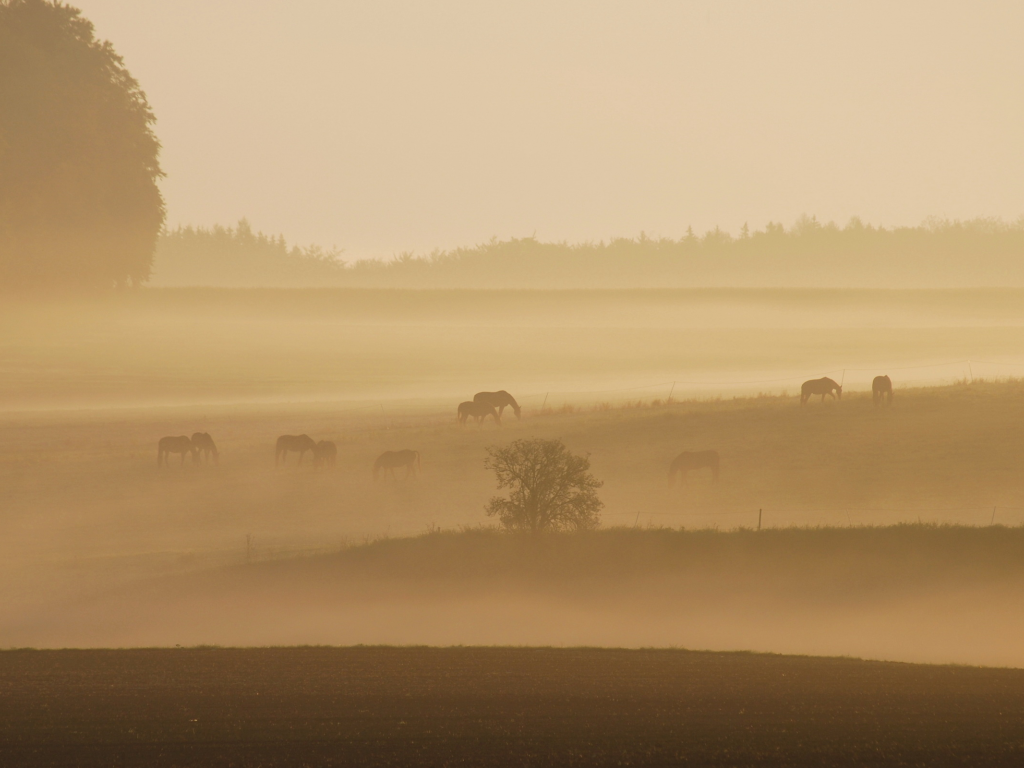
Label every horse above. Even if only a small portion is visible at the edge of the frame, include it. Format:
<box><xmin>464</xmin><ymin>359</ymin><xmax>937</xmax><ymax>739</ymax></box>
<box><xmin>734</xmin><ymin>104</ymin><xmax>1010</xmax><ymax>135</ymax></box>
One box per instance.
<box><xmin>314</xmin><ymin>440</ymin><xmax>337</xmax><ymax>469</ymax></box>
<box><xmin>275</xmin><ymin>434</ymin><xmax>318</xmax><ymax>466</ymax></box>
<box><xmin>872</xmin><ymin>375</ymin><xmax>893</xmax><ymax>406</ymax></box>
<box><xmin>191</xmin><ymin>432</ymin><xmax>219</xmax><ymax>464</ymax></box>
<box><xmin>374</xmin><ymin>450</ymin><xmax>420</xmax><ymax>480</ymax></box>
<box><xmin>800</xmin><ymin>377</ymin><xmax>842</xmax><ymax>404</ymax></box>
<box><xmin>458</xmin><ymin>400</ymin><xmax>501</xmax><ymax>427</ymax></box>
<box><xmin>668</xmin><ymin>450</ymin><xmax>719</xmax><ymax>486</ymax></box>
<box><xmin>473</xmin><ymin>390</ymin><xmax>521</xmax><ymax>419</ymax></box>
<box><xmin>157</xmin><ymin>435</ymin><xmax>197</xmax><ymax>467</ymax></box>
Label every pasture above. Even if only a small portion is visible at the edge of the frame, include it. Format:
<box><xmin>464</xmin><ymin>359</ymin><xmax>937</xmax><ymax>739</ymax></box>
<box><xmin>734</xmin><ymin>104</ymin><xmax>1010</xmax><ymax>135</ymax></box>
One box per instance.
<box><xmin>4</xmin><ymin>287</ymin><xmax>1024</xmax><ymax>659</ymax></box>
<box><xmin>4</xmin><ymin>379</ymin><xmax>1024</xmax><ymax>661</ymax></box>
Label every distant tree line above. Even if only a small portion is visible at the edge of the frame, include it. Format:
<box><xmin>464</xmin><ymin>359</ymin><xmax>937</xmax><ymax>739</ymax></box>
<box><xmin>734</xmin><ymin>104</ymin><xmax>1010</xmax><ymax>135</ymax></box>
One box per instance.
<box><xmin>150</xmin><ymin>216</ymin><xmax>1024</xmax><ymax>289</ymax></box>
<box><xmin>153</xmin><ymin>220</ymin><xmax>344</xmax><ymax>288</ymax></box>
<box><xmin>0</xmin><ymin>0</ymin><xmax>164</xmax><ymax>292</ymax></box>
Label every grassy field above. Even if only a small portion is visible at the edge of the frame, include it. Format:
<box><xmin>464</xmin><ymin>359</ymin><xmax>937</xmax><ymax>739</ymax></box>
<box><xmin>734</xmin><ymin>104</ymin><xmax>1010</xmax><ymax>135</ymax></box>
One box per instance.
<box><xmin>5</xmin><ymin>377</ymin><xmax>1024</xmax><ymax>658</ymax></box>
<box><xmin>1</xmin><ymin>646</ymin><xmax>1023</xmax><ymax>766</ymax></box>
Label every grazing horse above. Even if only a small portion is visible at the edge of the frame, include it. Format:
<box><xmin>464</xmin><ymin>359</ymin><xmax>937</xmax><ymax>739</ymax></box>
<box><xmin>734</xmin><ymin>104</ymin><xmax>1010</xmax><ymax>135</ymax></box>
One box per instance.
<box><xmin>473</xmin><ymin>390</ymin><xmax>521</xmax><ymax>420</ymax></box>
<box><xmin>275</xmin><ymin>434</ymin><xmax>318</xmax><ymax>466</ymax></box>
<box><xmin>374</xmin><ymin>449</ymin><xmax>420</xmax><ymax>480</ymax></box>
<box><xmin>872</xmin><ymin>375</ymin><xmax>893</xmax><ymax>406</ymax></box>
<box><xmin>801</xmin><ymin>377</ymin><xmax>842</xmax><ymax>404</ymax></box>
<box><xmin>314</xmin><ymin>440</ymin><xmax>337</xmax><ymax>469</ymax></box>
<box><xmin>191</xmin><ymin>432</ymin><xmax>219</xmax><ymax>464</ymax></box>
<box><xmin>157</xmin><ymin>435</ymin><xmax>196</xmax><ymax>467</ymax></box>
<box><xmin>668</xmin><ymin>450</ymin><xmax>720</xmax><ymax>486</ymax></box>
<box><xmin>458</xmin><ymin>400</ymin><xmax>501</xmax><ymax>427</ymax></box>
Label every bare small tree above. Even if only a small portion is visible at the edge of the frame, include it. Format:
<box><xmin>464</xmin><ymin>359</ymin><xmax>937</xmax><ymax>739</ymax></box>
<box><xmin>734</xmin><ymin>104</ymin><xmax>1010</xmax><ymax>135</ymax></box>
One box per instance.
<box><xmin>484</xmin><ymin>438</ymin><xmax>603</xmax><ymax>533</ymax></box>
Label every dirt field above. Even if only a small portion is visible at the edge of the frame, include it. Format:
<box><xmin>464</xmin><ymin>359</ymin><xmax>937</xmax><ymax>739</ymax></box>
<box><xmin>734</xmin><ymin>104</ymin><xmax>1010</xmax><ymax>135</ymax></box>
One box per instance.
<box><xmin>0</xmin><ymin>646</ymin><xmax>1022</xmax><ymax>767</ymax></box>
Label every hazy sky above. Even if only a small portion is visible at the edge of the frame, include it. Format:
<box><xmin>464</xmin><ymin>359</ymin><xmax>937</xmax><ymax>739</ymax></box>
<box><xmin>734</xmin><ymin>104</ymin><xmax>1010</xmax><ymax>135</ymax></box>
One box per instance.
<box><xmin>77</xmin><ymin>1</ymin><xmax>1024</xmax><ymax>258</ymax></box>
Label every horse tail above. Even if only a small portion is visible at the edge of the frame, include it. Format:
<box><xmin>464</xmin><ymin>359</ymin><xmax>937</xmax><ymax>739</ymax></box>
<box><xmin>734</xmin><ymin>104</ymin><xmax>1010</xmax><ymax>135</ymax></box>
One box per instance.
<box><xmin>373</xmin><ymin>457</ymin><xmax>381</xmax><ymax>481</ymax></box>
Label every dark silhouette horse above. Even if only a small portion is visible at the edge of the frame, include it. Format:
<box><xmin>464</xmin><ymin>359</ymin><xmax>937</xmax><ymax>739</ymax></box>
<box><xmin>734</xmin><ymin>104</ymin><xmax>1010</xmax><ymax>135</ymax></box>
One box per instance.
<box><xmin>872</xmin><ymin>375</ymin><xmax>893</xmax><ymax>406</ymax></box>
<box><xmin>191</xmin><ymin>432</ymin><xmax>219</xmax><ymax>464</ymax></box>
<box><xmin>314</xmin><ymin>440</ymin><xmax>337</xmax><ymax>469</ymax></box>
<box><xmin>157</xmin><ymin>435</ymin><xmax>196</xmax><ymax>467</ymax></box>
<box><xmin>275</xmin><ymin>434</ymin><xmax>318</xmax><ymax>466</ymax></box>
<box><xmin>458</xmin><ymin>400</ymin><xmax>501</xmax><ymax>427</ymax></box>
<box><xmin>374</xmin><ymin>449</ymin><xmax>420</xmax><ymax>480</ymax></box>
<box><xmin>801</xmin><ymin>377</ymin><xmax>842</xmax><ymax>404</ymax></box>
<box><xmin>668</xmin><ymin>450</ymin><xmax>719</xmax><ymax>486</ymax></box>
<box><xmin>473</xmin><ymin>390</ymin><xmax>521</xmax><ymax>419</ymax></box>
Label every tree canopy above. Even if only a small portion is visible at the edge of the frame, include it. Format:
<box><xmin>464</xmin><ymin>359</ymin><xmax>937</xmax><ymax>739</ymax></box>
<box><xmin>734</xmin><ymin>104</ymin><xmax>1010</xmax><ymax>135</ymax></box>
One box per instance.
<box><xmin>485</xmin><ymin>439</ymin><xmax>603</xmax><ymax>534</ymax></box>
<box><xmin>0</xmin><ymin>0</ymin><xmax>164</xmax><ymax>291</ymax></box>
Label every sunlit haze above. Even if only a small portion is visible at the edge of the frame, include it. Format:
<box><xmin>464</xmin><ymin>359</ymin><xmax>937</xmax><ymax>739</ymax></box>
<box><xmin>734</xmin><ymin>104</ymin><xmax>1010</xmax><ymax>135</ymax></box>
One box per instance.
<box><xmin>75</xmin><ymin>0</ymin><xmax>1024</xmax><ymax>257</ymax></box>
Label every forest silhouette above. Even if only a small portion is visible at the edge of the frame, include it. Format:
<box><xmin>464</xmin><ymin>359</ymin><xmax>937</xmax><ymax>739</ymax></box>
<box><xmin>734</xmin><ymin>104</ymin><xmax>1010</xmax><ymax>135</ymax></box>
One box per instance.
<box><xmin>152</xmin><ymin>216</ymin><xmax>1024</xmax><ymax>289</ymax></box>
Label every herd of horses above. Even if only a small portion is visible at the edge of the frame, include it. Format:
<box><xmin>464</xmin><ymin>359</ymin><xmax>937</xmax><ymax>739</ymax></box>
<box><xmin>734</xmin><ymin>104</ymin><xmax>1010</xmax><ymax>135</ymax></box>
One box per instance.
<box><xmin>157</xmin><ymin>431</ymin><xmax>418</xmax><ymax>479</ymax></box>
<box><xmin>156</xmin><ymin>377</ymin><xmax>894</xmax><ymax>484</ymax></box>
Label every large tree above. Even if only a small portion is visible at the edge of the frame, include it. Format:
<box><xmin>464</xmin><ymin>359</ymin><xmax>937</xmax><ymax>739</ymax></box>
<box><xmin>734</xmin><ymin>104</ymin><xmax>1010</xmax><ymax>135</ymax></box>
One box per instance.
<box><xmin>0</xmin><ymin>0</ymin><xmax>164</xmax><ymax>291</ymax></box>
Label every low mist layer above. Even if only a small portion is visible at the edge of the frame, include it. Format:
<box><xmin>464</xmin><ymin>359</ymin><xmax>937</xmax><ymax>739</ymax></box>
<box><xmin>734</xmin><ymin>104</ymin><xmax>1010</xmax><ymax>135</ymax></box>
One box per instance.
<box><xmin>8</xmin><ymin>527</ymin><xmax>1024</xmax><ymax>668</ymax></box>
<box><xmin>4</xmin><ymin>287</ymin><xmax>1024</xmax><ymax>409</ymax></box>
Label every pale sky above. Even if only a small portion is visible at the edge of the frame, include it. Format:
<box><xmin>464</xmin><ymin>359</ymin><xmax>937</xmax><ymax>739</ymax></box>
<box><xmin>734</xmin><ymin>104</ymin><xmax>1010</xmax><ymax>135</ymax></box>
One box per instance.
<box><xmin>77</xmin><ymin>1</ymin><xmax>1024</xmax><ymax>258</ymax></box>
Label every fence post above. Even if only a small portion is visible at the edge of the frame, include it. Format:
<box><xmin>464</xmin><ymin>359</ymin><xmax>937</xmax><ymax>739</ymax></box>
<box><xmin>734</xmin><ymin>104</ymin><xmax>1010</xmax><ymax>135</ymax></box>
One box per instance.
<box><xmin>668</xmin><ymin>381</ymin><xmax>676</xmax><ymax>401</ymax></box>
<box><xmin>991</xmin><ymin>507</ymin><xmax>997</xmax><ymax>525</ymax></box>
<box><xmin>758</xmin><ymin>509</ymin><xmax>762</xmax><ymax>530</ymax></box>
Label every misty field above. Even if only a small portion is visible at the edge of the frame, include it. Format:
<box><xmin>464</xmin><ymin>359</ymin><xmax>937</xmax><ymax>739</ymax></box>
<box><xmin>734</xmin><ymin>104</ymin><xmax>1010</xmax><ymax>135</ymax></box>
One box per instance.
<box><xmin>2</xmin><ymin>646</ymin><xmax>1024</xmax><ymax>767</ymax></box>
<box><xmin>4</xmin><ymin>377</ymin><xmax>1024</xmax><ymax>661</ymax></box>
<box><xmin>4</xmin><ymin>287</ymin><xmax>1024</xmax><ymax>409</ymax></box>
<box><xmin>4</xmin><ymin>287</ymin><xmax>1024</xmax><ymax>660</ymax></box>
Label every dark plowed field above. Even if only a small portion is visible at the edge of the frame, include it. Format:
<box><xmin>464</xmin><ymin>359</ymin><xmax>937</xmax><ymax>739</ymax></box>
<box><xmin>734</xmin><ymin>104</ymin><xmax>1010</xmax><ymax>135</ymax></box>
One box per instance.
<box><xmin>2</xmin><ymin>647</ymin><xmax>1023</xmax><ymax>766</ymax></box>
